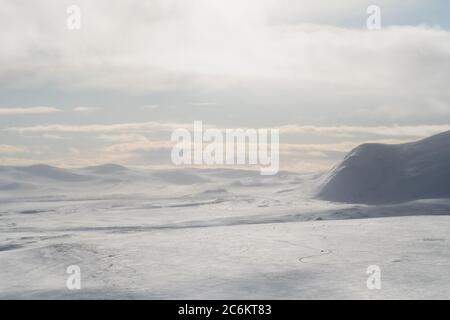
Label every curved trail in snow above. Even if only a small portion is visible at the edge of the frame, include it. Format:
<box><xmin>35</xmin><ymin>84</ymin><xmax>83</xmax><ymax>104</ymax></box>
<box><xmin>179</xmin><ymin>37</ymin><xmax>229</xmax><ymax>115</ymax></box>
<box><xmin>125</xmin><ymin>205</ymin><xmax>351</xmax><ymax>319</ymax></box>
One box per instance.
<box><xmin>298</xmin><ymin>249</ymin><xmax>333</xmax><ymax>265</ymax></box>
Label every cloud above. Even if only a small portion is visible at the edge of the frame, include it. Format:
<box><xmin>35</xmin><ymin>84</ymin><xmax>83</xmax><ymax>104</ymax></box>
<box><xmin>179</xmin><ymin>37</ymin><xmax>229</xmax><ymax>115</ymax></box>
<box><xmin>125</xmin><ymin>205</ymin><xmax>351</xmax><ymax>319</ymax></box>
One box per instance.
<box><xmin>7</xmin><ymin>119</ymin><xmax>447</xmax><ymax>172</ymax></box>
<box><xmin>5</xmin><ymin>121</ymin><xmax>191</xmax><ymax>134</ymax></box>
<box><xmin>279</xmin><ymin>124</ymin><xmax>450</xmax><ymax>138</ymax></box>
<box><xmin>73</xmin><ymin>106</ymin><xmax>101</xmax><ymax>113</ymax></box>
<box><xmin>97</xmin><ymin>134</ymin><xmax>148</xmax><ymax>142</ymax></box>
<box><xmin>0</xmin><ymin>106</ymin><xmax>61</xmax><ymax>115</ymax></box>
<box><xmin>142</xmin><ymin>105</ymin><xmax>160</xmax><ymax>110</ymax></box>
<box><xmin>7</xmin><ymin>121</ymin><xmax>450</xmax><ymax>142</ymax></box>
<box><xmin>6</xmin><ymin>120</ymin><xmax>446</xmax><ymax>140</ymax></box>
<box><xmin>188</xmin><ymin>102</ymin><xmax>218</xmax><ymax>107</ymax></box>
<box><xmin>0</xmin><ymin>144</ymin><xmax>29</xmax><ymax>154</ymax></box>
<box><xmin>102</xmin><ymin>140</ymin><xmax>172</xmax><ymax>153</ymax></box>
<box><xmin>41</xmin><ymin>134</ymin><xmax>64</xmax><ymax>140</ymax></box>
<box><xmin>68</xmin><ymin>147</ymin><xmax>80</xmax><ymax>155</ymax></box>
<box><xmin>1</xmin><ymin>1</ymin><xmax>449</xmax><ymax>102</ymax></box>
<box><xmin>281</xmin><ymin>142</ymin><xmax>359</xmax><ymax>153</ymax></box>
<box><xmin>0</xmin><ymin>2</ymin><xmax>449</xmax><ymax>128</ymax></box>
<box><xmin>0</xmin><ymin>144</ymin><xmax>48</xmax><ymax>154</ymax></box>
<box><xmin>1</xmin><ymin>1</ymin><xmax>450</xmax><ymax>171</ymax></box>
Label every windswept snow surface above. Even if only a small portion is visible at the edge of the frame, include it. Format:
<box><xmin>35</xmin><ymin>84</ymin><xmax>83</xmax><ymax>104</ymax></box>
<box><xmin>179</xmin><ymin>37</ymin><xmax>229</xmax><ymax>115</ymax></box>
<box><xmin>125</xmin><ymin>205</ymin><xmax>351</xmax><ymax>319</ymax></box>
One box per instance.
<box><xmin>1</xmin><ymin>165</ymin><xmax>450</xmax><ymax>299</ymax></box>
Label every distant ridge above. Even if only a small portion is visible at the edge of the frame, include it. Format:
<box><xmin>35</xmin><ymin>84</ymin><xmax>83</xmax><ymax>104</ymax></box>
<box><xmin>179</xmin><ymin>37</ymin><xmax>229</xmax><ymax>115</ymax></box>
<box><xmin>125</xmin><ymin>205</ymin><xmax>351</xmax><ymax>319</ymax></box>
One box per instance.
<box><xmin>13</xmin><ymin>164</ymin><xmax>89</xmax><ymax>181</ymax></box>
<box><xmin>82</xmin><ymin>164</ymin><xmax>128</xmax><ymax>174</ymax></box>
<box><xmin>317</xmin><ymin>131</ymin><xmax>450</xmax><ymax>204</ymax></box>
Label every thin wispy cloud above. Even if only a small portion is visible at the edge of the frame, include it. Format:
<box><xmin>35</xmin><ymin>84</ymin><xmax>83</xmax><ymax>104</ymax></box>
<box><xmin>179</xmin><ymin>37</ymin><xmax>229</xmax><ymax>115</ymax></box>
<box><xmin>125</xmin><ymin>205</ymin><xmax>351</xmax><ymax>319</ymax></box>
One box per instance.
<box><xmin>0</xmin><ymin>107</ymin><xmax>61</xmax><ymax>115</ymax></box>
<box><xmin>279</xmin><ymin>124</ymin><xmax>450</xmax><ymax>138</ymax></box>
<box><xmin>0</xmin><ymin>144</ymin><xmax>29</xmax><ymax>154</ymax></box>
<box><xmin>0</xmin><ymin>144</ymin><xmax>48</xmax><ymax>155</ymax></box>
<box><xmin>188</xmin><ymin>102</ymin><xmax>218</xmax><ymax>107</ymax></box>
<box><xmin>73</xmin><ymin>106</ymin><xmax>101</xmax><ymax>113</ymax></box>
<box><xmin>41</xmin><ymin>134</ymin><xmax>64</xmax><ymax>140</ymax></box>
<box><xmin>4</xmin><ymin>121</ymin><xmax>192</xmax><ymax>134</ymax></box>
<box><xmin>142</xmin><ymin>105</ymin><xmax>160</xmax><ymax>110</ymax></box>
<box><xmin>97</xmin><ymin>134</ymin><xmax>148</xmax><ymax>142</ymax></box>
<box><xmin>7</xmin><ymin>121</ymin><xmax>450</xmax><ymax>140</ymax></box>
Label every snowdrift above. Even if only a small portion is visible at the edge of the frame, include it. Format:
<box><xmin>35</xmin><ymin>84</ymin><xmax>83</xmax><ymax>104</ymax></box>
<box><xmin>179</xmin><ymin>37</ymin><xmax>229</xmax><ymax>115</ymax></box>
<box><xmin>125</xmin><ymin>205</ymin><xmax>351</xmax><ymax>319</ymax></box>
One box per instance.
<box><xmin>317</xmin><ymin>131</ymin><xmax>450</xmax><ymax>204</ymax></box>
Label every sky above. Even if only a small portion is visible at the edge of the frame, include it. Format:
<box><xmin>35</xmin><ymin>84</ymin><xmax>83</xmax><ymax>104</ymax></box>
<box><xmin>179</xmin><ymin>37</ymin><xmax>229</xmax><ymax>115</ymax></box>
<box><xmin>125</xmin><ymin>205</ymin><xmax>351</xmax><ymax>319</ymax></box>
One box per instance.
<box><xmin>1</xmin><ymin>0</ymin><xmax>450</xmax><ymax>172</ymax></box>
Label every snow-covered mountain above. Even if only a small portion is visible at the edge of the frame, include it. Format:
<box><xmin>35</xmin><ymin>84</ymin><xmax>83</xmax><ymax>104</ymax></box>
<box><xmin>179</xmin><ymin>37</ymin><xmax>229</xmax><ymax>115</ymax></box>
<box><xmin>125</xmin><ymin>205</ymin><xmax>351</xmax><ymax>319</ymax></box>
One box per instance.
<box><xmin>317</xmin><ymin>131</ymin><xmax>450</xmax><ymax>204</ymax></box>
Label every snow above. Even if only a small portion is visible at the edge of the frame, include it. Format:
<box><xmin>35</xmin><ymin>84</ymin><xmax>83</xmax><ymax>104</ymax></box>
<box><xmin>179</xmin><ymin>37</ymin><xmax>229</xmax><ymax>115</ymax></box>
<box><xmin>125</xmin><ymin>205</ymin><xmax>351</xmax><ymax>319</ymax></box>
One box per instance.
<box><xmin>318</xmin><ymin>131</ymin><xmax>450</xmax><ymax>204</ymax></box>
<box><xmin>1</xmin><ymin>162</ymin><xmax>450</xmax><ymax>299</ymax></box>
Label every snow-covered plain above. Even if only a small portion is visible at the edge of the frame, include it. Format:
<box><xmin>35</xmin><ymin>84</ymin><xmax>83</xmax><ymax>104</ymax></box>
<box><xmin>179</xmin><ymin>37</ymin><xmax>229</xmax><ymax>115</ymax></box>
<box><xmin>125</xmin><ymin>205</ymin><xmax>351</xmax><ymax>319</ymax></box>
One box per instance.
<box><xmin>1</xmin><ymin>164</ymin><xmax>450</xmax><ymax>299</ymax></box>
